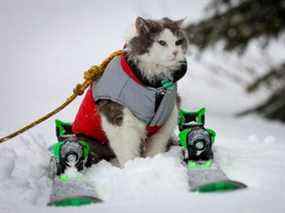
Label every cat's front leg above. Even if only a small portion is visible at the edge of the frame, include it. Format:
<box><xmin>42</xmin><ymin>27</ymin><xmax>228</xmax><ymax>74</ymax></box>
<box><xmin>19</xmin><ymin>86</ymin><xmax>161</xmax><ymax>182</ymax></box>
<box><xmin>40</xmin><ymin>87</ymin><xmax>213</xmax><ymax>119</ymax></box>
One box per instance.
<box><xmin>144</xmin><ymin>105</ymin><xmax>178</xmax><ymax>157</ymax></box>
<box><xmin>98</xmin><ymin>101</ymin><xmax>146</xmax><ymax>167</ymax></box>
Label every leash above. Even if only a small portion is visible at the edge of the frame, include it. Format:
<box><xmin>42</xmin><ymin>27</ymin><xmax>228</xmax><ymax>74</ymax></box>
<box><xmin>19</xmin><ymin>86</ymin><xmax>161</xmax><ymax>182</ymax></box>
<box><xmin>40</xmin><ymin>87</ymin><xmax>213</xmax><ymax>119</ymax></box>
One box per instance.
<box><xmin>0</xmin><ymin>50</ymin><xmax>125</xmax><ymax>144</ymax></box>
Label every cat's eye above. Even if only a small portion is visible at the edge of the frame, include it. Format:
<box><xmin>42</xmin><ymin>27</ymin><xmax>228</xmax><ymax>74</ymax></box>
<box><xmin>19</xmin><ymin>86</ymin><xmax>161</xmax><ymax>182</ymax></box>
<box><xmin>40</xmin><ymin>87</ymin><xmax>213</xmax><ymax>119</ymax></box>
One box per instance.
<box><xmin>175</xmin><ymin>39</ymin><xmax>184</xmax><ymax>46</ymax></box>
<box><xmin>158</xmin><ymin>40</ymin><xmax>167</xmax><ymax>46</ymax></box>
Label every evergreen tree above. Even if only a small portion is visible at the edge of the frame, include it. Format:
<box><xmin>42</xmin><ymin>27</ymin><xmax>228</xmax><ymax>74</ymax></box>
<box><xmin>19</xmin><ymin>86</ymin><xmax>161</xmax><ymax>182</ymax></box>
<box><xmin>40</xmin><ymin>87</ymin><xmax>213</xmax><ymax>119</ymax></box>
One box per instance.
<box><xmin>185</xmin><ymin>0</ymin><xmax>285</xmax><ymax>121</ymax></box>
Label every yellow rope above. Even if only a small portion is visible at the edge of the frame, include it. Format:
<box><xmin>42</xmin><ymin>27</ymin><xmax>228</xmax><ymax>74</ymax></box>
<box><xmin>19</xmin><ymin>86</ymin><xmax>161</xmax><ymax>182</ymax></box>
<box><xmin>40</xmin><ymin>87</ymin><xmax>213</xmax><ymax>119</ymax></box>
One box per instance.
<box><xmin>0</xmin><ymin>50</ymin><xmax>125</xmax><ymax>144</ymax></box>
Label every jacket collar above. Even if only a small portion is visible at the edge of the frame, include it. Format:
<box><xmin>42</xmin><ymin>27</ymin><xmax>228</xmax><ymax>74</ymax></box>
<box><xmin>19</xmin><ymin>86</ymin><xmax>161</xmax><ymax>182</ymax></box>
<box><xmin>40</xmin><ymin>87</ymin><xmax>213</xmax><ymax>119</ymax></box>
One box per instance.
<box><xmin>120</xmin><ymin>55</ymin><xmax>143</xmax><ymax>85</ymax></box>
<box><xmin>121</xmin><ymin>55</ymin><xmax>187</xmax><ymax>88</ymax></box>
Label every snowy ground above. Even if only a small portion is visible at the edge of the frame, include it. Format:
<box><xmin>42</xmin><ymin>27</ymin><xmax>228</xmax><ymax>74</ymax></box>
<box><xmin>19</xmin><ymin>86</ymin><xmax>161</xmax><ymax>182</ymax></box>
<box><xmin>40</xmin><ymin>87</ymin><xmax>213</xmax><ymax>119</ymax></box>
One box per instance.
<box><xmin>1</xmin><ymin>1</ymin><xmax>285</xmax><ymax>213</ymax></box>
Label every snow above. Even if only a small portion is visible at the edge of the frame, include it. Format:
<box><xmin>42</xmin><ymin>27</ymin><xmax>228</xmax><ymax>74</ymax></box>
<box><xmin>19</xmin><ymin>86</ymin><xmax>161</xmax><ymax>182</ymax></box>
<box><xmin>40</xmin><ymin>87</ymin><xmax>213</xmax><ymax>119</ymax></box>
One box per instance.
<box><xmin>1</xmin><ymin>0</ymin><xmax>285</xmax><ymax>212</ymax></box>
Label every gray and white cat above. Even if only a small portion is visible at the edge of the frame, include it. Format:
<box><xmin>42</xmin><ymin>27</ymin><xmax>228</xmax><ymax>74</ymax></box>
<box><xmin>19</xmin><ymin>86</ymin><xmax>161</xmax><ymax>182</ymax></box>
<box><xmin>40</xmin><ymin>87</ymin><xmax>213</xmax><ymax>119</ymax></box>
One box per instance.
<box><xmin>97</xmin><ymin>17</ymin><xmax>189</xmax><ymax>167</ymax></box>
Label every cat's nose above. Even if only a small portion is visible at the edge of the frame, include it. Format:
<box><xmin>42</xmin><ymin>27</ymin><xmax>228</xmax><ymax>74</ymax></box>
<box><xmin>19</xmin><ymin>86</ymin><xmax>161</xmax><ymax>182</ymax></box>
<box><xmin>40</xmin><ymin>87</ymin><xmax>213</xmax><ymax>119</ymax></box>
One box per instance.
<box><xmin>173</xmin><ymin>51</ymin><xmax>178</xmax><ymax>57</ymax></box>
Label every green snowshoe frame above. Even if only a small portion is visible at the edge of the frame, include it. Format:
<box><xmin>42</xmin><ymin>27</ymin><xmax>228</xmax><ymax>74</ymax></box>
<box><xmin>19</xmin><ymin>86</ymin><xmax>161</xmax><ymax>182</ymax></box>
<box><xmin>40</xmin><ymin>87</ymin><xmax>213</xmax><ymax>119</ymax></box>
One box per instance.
<box><xmin>51</xmin><ymin>120</ymin><xmax>90</xmax><ymax>168</ymax></box>
<box><xmin>178</xmin><ymin>107</ymin><xmax>206</xmax><ymax>129</ymax></box>
<box><xmin>178</xmin><ymin>108</ymin><xmax>216</xmax><ymax>150</ymax></box>
<box><xmin>55</xmin><ymin>119</ymin><xmax>73</xmax><ymax>140</ymax></box>
<box><xmin>178</xmin><ymin>108</ymin><xmax>216</xmax><ymax>170</ymax></box>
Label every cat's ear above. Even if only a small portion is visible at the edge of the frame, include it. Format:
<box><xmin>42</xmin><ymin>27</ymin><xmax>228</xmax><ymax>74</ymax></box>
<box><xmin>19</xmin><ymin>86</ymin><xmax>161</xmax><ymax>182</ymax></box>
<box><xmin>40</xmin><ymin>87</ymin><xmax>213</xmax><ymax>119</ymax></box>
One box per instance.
<box><xmin>135</xmin><ymin>17</ymin><xmax>151</xmax><ymax>35</ymax></box>
<box><xmin>177</xmin><ymin>18</ymin><xmax>186</xmax><ymax>27</ymax></box>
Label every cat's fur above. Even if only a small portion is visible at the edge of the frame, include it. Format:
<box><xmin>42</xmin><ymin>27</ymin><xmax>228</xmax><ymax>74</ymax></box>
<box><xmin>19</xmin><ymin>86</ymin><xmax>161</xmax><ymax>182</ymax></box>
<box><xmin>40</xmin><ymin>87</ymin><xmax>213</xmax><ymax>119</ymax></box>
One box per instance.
<box><xmin>97</xmin><ymin>17</ymin><xmax>189</xmax><ymax>167</ymax></box>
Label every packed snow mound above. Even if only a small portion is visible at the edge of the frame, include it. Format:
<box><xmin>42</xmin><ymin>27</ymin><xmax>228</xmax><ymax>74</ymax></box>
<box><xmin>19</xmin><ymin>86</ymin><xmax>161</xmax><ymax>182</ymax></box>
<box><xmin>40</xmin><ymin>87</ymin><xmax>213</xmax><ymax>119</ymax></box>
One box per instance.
<box><xmin>84</xmin><ymin>147</ymin><xmax>188</xmax><ymax>202</ymax></box>
<box><xmin>0</xmin><ymin>114</ymin><xmax>285</xmax><ymax>213</ymax></box>
<box><xmin>0</xmin><ymin>134</ymin><xmax>51</xmax><ymax>208</ymax></box>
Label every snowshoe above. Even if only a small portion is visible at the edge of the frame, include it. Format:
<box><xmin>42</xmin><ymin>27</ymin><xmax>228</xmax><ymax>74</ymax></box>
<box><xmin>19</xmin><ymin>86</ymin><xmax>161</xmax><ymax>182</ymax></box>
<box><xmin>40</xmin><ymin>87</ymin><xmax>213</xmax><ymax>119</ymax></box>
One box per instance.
<box><xmin>47</xmin><ymin>120</ymin><xmax>103</xmax><ymax>207</ymax></box>
<box><xmin>178</xmin><ymin>108</ymin><xmax>247</xmax><ymax>192</ymax></box>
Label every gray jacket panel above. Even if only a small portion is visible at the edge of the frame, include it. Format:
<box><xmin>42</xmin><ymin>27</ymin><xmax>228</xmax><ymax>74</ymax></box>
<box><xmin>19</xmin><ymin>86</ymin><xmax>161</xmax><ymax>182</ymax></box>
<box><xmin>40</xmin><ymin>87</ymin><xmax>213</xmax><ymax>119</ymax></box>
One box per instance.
<box><xmin>92</xmin><ymin>56</ymin><xmax>177</xmax><ymax>126</ymax></box>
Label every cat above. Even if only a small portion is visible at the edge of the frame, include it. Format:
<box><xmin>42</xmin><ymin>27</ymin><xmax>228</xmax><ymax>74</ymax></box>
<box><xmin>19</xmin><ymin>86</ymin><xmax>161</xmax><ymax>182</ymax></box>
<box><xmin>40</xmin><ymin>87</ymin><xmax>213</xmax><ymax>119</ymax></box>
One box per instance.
<box><xmin>95</xmin><ymin>17</ymin><xmax>189</xmax><ymax>167</ymax></box>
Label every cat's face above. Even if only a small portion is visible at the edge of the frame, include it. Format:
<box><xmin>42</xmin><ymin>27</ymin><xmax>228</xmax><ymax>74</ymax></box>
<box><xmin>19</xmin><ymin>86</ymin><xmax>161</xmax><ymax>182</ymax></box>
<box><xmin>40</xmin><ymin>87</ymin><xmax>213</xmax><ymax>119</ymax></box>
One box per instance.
<box><xmin>126</xmin><ymin>17</ymin><xmax>188</xmax><ymax>69</ymax></box>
